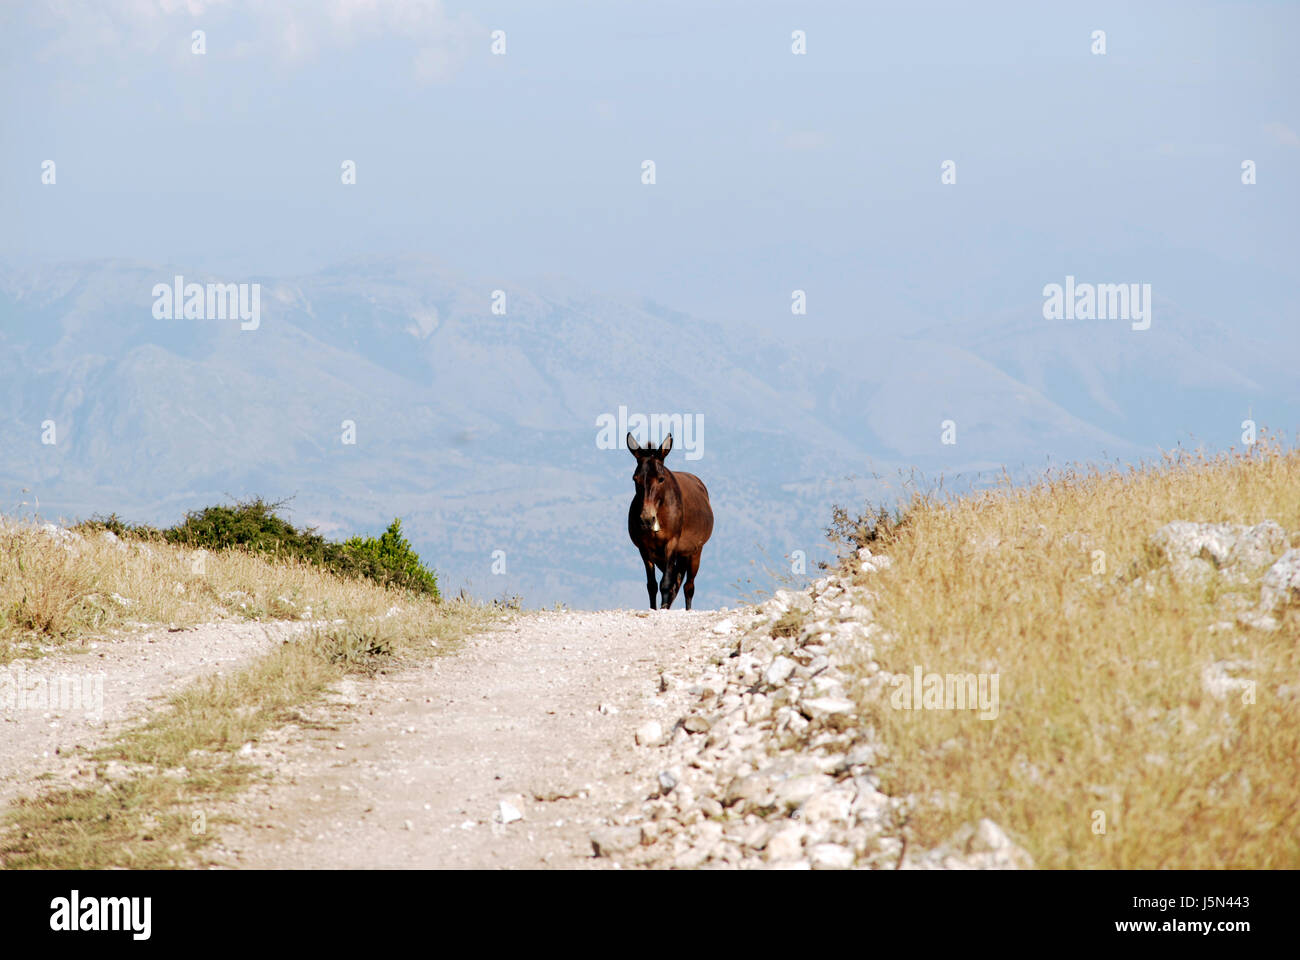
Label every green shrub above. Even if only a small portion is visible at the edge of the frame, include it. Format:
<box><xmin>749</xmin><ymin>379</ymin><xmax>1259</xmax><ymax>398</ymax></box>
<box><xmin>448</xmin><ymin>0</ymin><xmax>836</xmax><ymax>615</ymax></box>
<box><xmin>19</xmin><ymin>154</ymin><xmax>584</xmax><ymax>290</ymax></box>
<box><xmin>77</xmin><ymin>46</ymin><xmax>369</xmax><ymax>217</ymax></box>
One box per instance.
<box><xmin>338</xmin><ymin>519</ymin><xmax>440</xmax><ymax>599</ymax></box>
<box><xmin>162</xmin><ymin>498</ymin><xmax>331</xmax><ymax>560</ymax></box>
<box><xmin>74</xmin><ymin>512</ymin><xmax>163</xmax><ymax>541</ymax></box>
<box><xmin>74</xmin><ymin>499</ymin><xmax>440</xmax><ymax>600</ymax></box>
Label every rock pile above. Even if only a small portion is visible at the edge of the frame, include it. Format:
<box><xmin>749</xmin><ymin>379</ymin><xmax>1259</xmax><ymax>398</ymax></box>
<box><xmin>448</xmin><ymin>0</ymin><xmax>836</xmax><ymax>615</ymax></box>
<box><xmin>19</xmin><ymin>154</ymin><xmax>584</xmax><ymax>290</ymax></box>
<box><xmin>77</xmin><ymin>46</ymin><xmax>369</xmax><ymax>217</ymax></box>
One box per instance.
<box><xmin>1146</xmin><ymin>520</ymin><xmax>1287</xmax><ymax>588</ymax></box>
<box><xmin>590</xmin><ymin>547</ymin><xmax>1033</xmax><ymax>870</ymax></box>
<box><xmin>1143</xmin><ymin>520</ymin><xmax>1299</xmax><ymax>631</ymax></box>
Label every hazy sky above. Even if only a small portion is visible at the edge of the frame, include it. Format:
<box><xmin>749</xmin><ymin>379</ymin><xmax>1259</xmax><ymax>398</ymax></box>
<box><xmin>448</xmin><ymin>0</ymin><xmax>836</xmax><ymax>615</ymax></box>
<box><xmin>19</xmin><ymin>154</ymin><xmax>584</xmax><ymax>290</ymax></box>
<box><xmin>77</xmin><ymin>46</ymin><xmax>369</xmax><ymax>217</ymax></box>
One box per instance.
<box><xmin>3</xmin><ymin>0</ymin><xmax>1297</xmax><ymax>340</ymax></box>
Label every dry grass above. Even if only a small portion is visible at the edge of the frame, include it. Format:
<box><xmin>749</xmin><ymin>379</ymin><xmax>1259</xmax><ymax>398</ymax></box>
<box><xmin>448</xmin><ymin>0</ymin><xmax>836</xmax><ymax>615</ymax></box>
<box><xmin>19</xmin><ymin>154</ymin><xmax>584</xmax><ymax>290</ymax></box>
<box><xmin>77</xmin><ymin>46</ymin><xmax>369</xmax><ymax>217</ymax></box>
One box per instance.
<box><xmin>845</xmin><ymin>441</ymin><xmax>1300</xmax><ymax>868</ymax></box>
<box><xmin>0</xmin><ymin>520</ymin><xmax>425</xmax><ymax>664</ymax></box>
<box><xmin>0</xmin><ymin>518</ymin><xmax>502</xmax><ymax>868</ymax></box>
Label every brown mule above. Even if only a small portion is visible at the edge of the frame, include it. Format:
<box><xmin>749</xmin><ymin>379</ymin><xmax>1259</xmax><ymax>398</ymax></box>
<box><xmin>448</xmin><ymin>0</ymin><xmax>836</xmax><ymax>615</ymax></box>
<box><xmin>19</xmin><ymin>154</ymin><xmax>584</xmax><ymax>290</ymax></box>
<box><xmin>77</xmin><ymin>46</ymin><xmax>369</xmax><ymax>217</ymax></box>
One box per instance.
<box><xmin>626</xmin><ymin>432</ymin><xmax>714</xmax><ymax>610</ymax></box>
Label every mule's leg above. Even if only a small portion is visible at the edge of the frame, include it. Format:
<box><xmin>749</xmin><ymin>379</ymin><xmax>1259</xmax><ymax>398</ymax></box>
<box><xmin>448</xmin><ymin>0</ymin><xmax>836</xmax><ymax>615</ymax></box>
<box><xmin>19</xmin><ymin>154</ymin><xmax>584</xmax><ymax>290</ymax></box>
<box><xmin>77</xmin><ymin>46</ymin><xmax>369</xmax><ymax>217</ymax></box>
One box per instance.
<box><xmin>641</xmin><ymin>550</ymin><xmax>657</xmax><ymax>610</ymax></box>
<box><xmin>683</xmin><ymin>552</ymin><xmax>701</xmax><ymax>610</ymax></box>
<box><xmin>669</xmin><ymin>556</ymin><xmax>690</xmax><ymax>608</ymax></box>
<box><xmin>678</xmin><ymin>556</ymin><xmax>691</xmax><ymax>607</ymax></box>
<box><xmin>660</xmin><ymin>556</ymin><xmax>682</xmax><ymax>609</ymax></box>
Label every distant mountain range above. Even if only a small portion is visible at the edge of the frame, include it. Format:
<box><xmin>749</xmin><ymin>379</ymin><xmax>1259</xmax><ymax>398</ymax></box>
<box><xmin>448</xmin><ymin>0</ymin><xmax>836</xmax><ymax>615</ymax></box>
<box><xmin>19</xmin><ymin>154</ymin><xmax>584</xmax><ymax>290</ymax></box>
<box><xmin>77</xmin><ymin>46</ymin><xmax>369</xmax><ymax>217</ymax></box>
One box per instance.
<box><xmin>2</xmin><ymin>256</ymin><xmax>1295</xmax><ymax>608</ymax></box>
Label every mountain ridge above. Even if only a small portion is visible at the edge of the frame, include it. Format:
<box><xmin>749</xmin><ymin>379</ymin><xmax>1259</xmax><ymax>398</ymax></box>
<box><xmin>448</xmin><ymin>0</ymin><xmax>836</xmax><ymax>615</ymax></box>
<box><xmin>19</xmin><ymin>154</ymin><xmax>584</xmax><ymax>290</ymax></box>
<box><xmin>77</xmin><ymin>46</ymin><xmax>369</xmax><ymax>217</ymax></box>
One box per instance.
<box><xmin>3</xmin><ymin>255</ymin><xmax>1289</xmax><ymax>607</ymax></box>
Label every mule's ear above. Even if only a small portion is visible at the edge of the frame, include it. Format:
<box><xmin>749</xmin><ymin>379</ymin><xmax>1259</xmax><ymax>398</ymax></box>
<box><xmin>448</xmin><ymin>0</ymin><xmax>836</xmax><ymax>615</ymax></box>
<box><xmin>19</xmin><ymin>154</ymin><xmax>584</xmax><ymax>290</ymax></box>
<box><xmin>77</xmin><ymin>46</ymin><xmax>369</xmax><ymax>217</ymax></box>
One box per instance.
<box><xmin>657</xmin><ymin>434</ymin><xmax>673</xmax><ymax>459</ymax></box>
<box><xmin>626</xmin><ymin>432</ymin><xmax>645</xmax><ymax>456</ymax></box>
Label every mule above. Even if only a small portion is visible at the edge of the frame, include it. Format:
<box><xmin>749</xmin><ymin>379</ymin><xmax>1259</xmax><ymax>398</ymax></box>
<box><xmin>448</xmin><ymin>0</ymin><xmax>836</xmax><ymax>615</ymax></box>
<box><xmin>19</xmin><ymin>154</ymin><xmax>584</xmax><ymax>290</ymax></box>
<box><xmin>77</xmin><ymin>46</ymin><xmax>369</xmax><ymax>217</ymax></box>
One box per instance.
<box><xmin>626</xmin><ymin>432</ymin><xmax>714</xmax><ymax>610</ymax></box>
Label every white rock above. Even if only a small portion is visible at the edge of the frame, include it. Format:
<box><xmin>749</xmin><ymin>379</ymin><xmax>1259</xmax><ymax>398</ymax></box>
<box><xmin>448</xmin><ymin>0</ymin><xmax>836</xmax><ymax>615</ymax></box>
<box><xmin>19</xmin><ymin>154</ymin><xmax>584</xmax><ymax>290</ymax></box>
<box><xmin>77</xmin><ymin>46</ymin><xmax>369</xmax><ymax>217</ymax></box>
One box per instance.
<box><xmin>764</xmin><ymin>656</ymin><xmax>796</xmax><ymax>687</ymax></box>
<box><xmin>761</xmin><ymin>597</ymin><xmax>790</xmax><ymax>618</ymax></box>
<box><xmin>744</xmin><ymin>697</ymin><xmax>773</xmax><ymax>723</ymax></box>
<box><xmin>1260</xmin><ymin>548</ymin><xmax>1300</xmax><ymax>612</ymax></box>
<box><xmin>784</xmin><ymin>712</ymin><xmax>810</xmax><ymax>736</ymax></box>
<box><xmin>741</xmin><ymin>823</ymin><xmax>770</xmax><ymax>850</ymax></box>
<box><xmin>765</xmin><ymin>824</ymin><xmax>806</xmax><ymax>861</ymax></box>
<box><xmin>672</xmin><ymin>849</ymin><xmax>706</xmax><ymax>869</ymax></box>
<box><xmin>799</xmin><ymin>789</ymin><xmax>853</xmax><ymax>826</ymax></box>
<box><xmin>1237</xmin><ymin>609</ymin><xmax>1279</xmax><ymax>632</ymax></box>
<box><xmin>497</xmin><ymin>801</ymin><xmax>523</xmax><ymax>824</ymax></box>
<box><xmin>712</xmin><ymin>618</ymin><xmax>736</xmax><ymax>635</ymax></box>
<box><xmin>772</xmin><ymin>774</ymin><xmax>832</xmax><ymax>812</ymax></box>
<box><xmin>803</xmin><ymin>655</ymin><xmax>831</xmax><ymax>676</ymax></box>
<box><xmin>939</xmin><ymin>818</ymin><xmax>1036</xmax><ymax>869</ymax></box>
<box><xmin>590</xmin><ymin>826</ymin><xmax>641</xmax><ymax>857</ymax></box>
<box><xmin>1148</xmin><ymin>520</ymin><xmax>1286</xmax><ymax>585</ymax></box>
<box><xmin>808</xmin><ymin>843</ymin><xmax>855</xmax><ymax>870</ymax></box>
<box><xmin>851</xmin><ymin>781</ymin><xmax>891</xmax><ymax>824</ymax></box>
<box><xmin>635</xmin><ymin>721</ymin><xmax>664</xmax><ymax>746</ymax></box>
<box><xmin>970</xmin><ymin>819</ymin><xmax>1009</xmax><ymax>852</ymax></box>
<box><xmin>694</xmin><ymin>821</ymin><xmax>723</xmax><ymax>852</ymax></box>
<box><xmin>809</xmin><ymin>675</ymin><xmax>846</xmax><ymax>700</ymax></box>
<box><xmin>800</xmin><ymin>697</ymin><xmax>856</xmax><ymax>721</ymax></box>
<box><xmin>1200</xmin><ymin>660</ymin><xmax>1255</xmax><ymax>701</ymax></box>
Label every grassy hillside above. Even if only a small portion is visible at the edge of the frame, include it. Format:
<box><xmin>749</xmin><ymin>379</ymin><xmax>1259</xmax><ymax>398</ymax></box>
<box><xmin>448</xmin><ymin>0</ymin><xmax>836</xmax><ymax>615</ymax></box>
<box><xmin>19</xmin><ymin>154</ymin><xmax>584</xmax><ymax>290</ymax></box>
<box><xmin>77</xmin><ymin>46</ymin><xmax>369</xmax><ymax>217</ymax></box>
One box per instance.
<box><xmin>839</xmin><ymin>440</ymin><xmax>1300</xmax><ymax>868</ymax></box>
<box><xmin>1</xmin><ymin>500</ymin><xmax>441</xmax><ymax>663</ymax></box>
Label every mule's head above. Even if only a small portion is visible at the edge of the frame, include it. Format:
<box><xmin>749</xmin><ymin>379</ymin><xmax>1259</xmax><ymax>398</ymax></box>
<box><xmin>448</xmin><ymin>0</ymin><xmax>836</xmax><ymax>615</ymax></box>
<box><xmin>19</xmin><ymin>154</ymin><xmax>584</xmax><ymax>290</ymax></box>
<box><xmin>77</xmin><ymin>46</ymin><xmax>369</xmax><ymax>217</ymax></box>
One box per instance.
<box><xmin>627</xmin><ymin>432</ymin><xmax>673</xmax><ymax>532</ymax></box>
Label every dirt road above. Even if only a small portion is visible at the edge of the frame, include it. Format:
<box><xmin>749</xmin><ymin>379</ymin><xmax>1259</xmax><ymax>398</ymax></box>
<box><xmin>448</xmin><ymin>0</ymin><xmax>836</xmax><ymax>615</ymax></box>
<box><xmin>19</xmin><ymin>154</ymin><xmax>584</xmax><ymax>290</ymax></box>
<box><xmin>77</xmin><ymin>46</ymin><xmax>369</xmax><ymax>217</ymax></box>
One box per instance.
<box><xmin>209</xmin><ymin>609</ymin><xmax>735</xmax><ymax>869</ymax></box>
